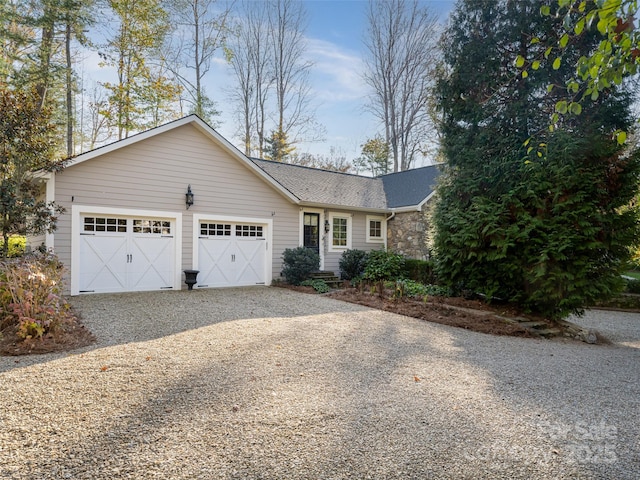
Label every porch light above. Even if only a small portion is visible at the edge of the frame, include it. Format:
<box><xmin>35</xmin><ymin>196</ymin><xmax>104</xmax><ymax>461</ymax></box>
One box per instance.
<box><xmin>185</xmin><ymin>185</ymin><xmax>194</xmax><ymax>209</ymax></box>
<box><xmin>324</xmin><ymin>219</ymin><xmax>330</xmax><ymax>233</ymax></box>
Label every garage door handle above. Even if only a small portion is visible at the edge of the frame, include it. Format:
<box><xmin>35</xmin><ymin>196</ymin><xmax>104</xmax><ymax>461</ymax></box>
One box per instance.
<box><xmin>231</xmin><ymin>254</ymin><xmax>235</xmax><ymax>262</ymax></box>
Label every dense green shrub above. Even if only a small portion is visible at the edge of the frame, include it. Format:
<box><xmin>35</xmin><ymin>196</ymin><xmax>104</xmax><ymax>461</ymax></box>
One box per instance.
<box><xmin>281</xmin><ymin>247</ymin><xmax>320</xmax><ymax>285</ymax></box>
<box><xmin>301</xmin><ymin>279</ymin><xmax>331</xmax><ymax>293</ymax></box>
<box><xmin>339</xmin><ymin>249</ymin><xmax>369</xmax><ymax>280</ymax></box>
<box><xmin>434</xmin><ymin>1</ymin><xmax>640</xmax><ymax>320</ymax></box>
<box><xmin>0</xmin><ymin>253</ymin><xmax>74</xmax><ymax>339</ymax></box>
<box><xmin>363</xmin><ymin>249</ymin><xmax>405</xmax><ymax>283</ymax></box>
<box><xmin>402</xmin><ymin>259</ymin><xmax>436</xmax><ymax>284</ymax></box>
<box><xmin>0</xmin><ymin>236</ymin><xmax>26</xmax><ymax>258</ymax></box>
<box><xmin>625</xmin><ymin>278</ymin><xmax>640</xmax><ymax>295</ymax></box>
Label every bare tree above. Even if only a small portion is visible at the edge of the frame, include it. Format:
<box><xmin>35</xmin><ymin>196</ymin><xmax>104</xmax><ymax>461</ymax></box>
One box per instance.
<box><xmin>268</xmin><ymin>0</ymin><xmax>322</xmax><ymax>152</ymax></box>
<box><xmin>163</xmin><ymin>0</ymin><xmax>233</xmax><ymax>127</ymax></box>
<box><xmin>228</xmin><ymin>0</ymin><xmax>272</xmax><ymax>156</ymax></box>
<box><xmin>228</xmin><ymin>0</ymin><xmax>322</xmax><ymax>160</ymax></box>
<box><xmin>82</xmin><ymin>83</ymin><xmax>115</xmax><ymax>150</ymax></box>
<box><xmin>363</xmin><ymin>0</ymin><xmax>440</xmax><ymax>171</ymax></box>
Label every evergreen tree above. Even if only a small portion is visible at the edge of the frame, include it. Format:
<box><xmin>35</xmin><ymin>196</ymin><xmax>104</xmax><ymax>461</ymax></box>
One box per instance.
<box><xmin>354</xmin><ymin>136</ymin><xmax>391</xmax><ymax>176</ymax></box>
<box><xmin>264</xmin><ymin>128</ymin><xmax>294</xmax><ymax>162</ymax></box>
<box><xmin>434</xmin><ymin>0</ymin><xmax>640</xmax><ymax>319</ymax></box>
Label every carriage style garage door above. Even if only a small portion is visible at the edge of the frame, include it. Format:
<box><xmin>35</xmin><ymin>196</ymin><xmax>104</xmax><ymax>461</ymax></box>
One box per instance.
<box><xmin>79</xmin><ymin>215</ymin><xmax>176</xmax><ymax>294</ymax></box>
<box><xmin>197</xmin><ymin>221</ymin><xmax>267</xmax><ymax>288</ymax></box>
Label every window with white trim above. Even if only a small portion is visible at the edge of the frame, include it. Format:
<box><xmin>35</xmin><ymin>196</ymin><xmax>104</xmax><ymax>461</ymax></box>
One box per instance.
<box><xmin>329</xmin><ymin>213</ymin><xmax>351</xmax><ymax>252</ymax></box>
<box><xmin>133</xmin><ymin>219</ymin><xmax>171</xmax><ymax>235</ymax></box>
<box><xmin>83</xmin><ymin>217</ymin><xmax>127</xmax><ymax>233</ymax></box>
<box><xmin>200</xmin><ymin>223</ymin><xmax>231</xmax><ymax>236</ymax></box>
<box><xmin>236</xmin><ymin>224</ymin><xmax>264</xmax><ymax>238</ymax></box>
<box><xmin>366</xmin><ymin>215</ymin><xmax>385</xmax><ymax>243</ymax></box>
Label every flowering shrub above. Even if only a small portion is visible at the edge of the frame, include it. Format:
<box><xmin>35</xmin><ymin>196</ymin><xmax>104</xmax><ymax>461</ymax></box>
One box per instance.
<box><xmin>0</xmin><ymin>253</ymin><xmax>74</xmax><ymax>340</ymax></box>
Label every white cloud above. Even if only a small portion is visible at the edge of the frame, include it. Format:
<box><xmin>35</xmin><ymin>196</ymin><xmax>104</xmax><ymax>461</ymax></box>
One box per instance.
<box><xmin>305</xmin><ymin>37</ymin><xmax>368</xmax><ymax>103</ymax></box>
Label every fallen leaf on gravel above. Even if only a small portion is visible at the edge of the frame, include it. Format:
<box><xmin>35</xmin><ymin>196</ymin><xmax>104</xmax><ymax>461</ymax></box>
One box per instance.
<box><xmin>100</xmin><ymin>366</ymin><xmax>108</xmax><ymax>372</ymax></box>
<box><xmin>414</xmin><ymin>375</ymin><xmax>421</xmax><ymax>382</ymax></box>
<box><xmin>145</xmin><ymin>356</ymin><xmax>151</xmax><ymax>361</ymax></box>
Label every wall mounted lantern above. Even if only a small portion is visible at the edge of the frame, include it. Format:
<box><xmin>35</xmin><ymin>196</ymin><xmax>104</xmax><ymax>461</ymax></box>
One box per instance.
<box><xmin>185</xmin><ymin>185</ymin><xmax>194</xmax><ymax>209</ymax></box>
<box><xmin>324</xmin><ymin>219</ymin><xmax>330</xmax><ymax>233</ymax></box>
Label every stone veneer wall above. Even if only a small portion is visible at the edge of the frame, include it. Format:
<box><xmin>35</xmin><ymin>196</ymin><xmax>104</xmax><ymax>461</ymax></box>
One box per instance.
<box><xmin>386</xmin><ymin>202</ymin><xmax>435</xmax><ymax>260</ymax></box>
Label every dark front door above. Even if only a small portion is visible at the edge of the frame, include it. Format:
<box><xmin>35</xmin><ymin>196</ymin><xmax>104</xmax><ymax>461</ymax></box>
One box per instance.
<box><xmin>303</xmin><ymin>213</ymin><xmax>320</xmax><ymax>255</ymax></box>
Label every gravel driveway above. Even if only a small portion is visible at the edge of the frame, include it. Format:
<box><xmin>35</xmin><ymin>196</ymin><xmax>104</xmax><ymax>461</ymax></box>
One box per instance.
<box><xmin>1</xmin><ymin>287</ymin><xmax>638</xmax><ymax>479</ymax></box>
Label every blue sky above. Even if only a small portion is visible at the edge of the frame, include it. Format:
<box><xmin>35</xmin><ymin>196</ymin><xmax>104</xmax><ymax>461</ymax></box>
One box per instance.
<box><xmin>213</xmin><ymin>0</ymin><xmax>456</xmax><ymax>165</ymax></box>
<box><xmin>82</xmin><ymin>1</ymin><xmax>456</xmax><ymax>164</ymax></box>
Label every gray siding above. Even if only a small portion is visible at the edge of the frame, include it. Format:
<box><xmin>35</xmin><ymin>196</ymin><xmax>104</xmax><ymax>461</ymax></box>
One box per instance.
<box><xmin>322</xmin><ymin>210</ymin><xmax>385</xmax><ymax>276</ymax></box>
<box><xmin>53</xmin><ymin>123</ymin><xmax>300</xmax><ymax>293</ymax></box>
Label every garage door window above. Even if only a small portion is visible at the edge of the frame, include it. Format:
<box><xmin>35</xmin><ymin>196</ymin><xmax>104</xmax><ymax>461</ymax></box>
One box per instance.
<box><xmin>236</xmin><ymin>225</ymin><xmax>264</xmax><ymax>237</ymax></box>
<box><xmin>133</xmin><ymin>219</ymin><xmax>171</xmax><ymax>235</ymax></box>
<box><xmin>83</xmin><ymin>217</ymin><xmax>127</xmax><ymax>233</ymax></box>
<box><xmin>201</xmin><ymin>223</ymin><xmax>232</xmax><ymax>236</ymax></box>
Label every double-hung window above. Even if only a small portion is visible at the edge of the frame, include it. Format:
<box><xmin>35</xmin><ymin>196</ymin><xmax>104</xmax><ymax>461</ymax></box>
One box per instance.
<box><xmin>366</xmin><ymin>215</ymin><xmax>385</xmax><ymax>244</ymax></box>
<box><xmin>329</xmin><ymin>213</ymin><xmax>351</xmax><ymax>252</ymax></box>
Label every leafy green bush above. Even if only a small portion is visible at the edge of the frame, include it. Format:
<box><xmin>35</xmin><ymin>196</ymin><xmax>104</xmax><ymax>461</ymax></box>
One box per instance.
<box><xmin>301</xmin><ymin>279</ymin><xmax>331</xmax><ymax>293</ymax></box>
<box><xmin>339</xmin><ymin>249</ymin><xmax>369</xmax><ymax>280</ymax></box>
<box><xmin>0</xmin><ymin>253</ymin><xmax>74</xmax><ymax>339</ymax></box>
<box><xmin>390</xmin><ymin>279</ymin><xmax>451</xmax><ymax>300</ymax></box>
<box><xmin>281</xmin><ymin>247</ymin><xmax>320</xmax><ymax>285</ymax></box>
<box><xmin>0</xmin><ymin>236</ymin><xmax>26</xmax><ymax>258</ymax></box>
<box><xmin>625</xmin><ymin>278</ymin><xmax>640</xmax><ymax>294</ymax></box>
<box><xmin>363</xmin><ymin>249</ymin><xmax>405</xmax><ymax>283</ymax></box>
<box><xmin>402</xmin><ymin>259</ymin><xmax>436</xmax><ymax>284</ymax></box>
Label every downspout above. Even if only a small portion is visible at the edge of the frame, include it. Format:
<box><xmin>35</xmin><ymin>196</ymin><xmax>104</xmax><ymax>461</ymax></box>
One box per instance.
<box><xmin>385</xmin><ymin>211</ymin><xmax>395</xmax><ymax>250</ymax></box>
<box><xmin>45</xmin><ymin>172</ymin><xmax>55</xmax><ymax>251</ymax></box>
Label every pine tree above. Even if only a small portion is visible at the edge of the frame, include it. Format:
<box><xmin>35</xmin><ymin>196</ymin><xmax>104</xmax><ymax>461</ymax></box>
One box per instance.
<box><xmin>433</xmin><ymin>0</ymin><xmax>640</xmax><ymax>319</ymax></box>
<box><xmin>264</xmin><ymin>128</ymin><xmax>294</xmax><ymax>162</ymax></box>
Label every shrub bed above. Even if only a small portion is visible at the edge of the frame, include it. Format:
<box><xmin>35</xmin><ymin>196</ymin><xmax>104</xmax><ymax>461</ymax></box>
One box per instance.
<box><xmin>0</xmin><ymin>253</ymin><xmax>75</xmax><ymax>340</ymax></box>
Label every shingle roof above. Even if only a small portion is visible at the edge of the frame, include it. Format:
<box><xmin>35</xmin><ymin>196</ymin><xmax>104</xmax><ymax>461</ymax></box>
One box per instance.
<box><xmin>251</xmin><ymin>158</ymin><xmax>441</xmax><ymax>210</ymax></box>
<box><xmin>380</xmin><ymin>165</ymin><xmax>441</xmax><ymax>208</ymax></box>
<box><xmin>251</xmin><ymin>159</ymin><xmax>388</xmax><ymax>209</ymax></box>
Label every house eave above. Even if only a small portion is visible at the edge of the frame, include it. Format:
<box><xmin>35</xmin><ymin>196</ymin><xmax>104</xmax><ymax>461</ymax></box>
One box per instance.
<box><xmin>298</xmin><ymin>201</ymin><xmax>389</xmax><ymax>214</ymax></box>
<box><xmin>389</xmin><ymin>191</ymin><xmax>437</xmax><ymax>213</ymax></box>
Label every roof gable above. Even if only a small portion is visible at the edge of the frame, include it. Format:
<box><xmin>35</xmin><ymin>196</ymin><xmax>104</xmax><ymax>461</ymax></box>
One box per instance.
<box><xmin>64</xmin><ymin>115</ymin><xmax>299</xmax><ymax>203</ymax></box>
<box><xmin>380</xmin><ymin>165</ymin><xmax>441</xmax><ymax>209</ymax></box>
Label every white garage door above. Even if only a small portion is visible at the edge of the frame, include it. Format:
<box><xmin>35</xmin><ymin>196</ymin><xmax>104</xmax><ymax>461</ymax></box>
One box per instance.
<box><xmin>197</xmin><ymin>221</ymin><xmax>266</xmax><ymax>288</ymax></box>
<box><xmin>79</xmin><ymin>216</ymin><xmax>175</xmax><ymax>294</ymax></box>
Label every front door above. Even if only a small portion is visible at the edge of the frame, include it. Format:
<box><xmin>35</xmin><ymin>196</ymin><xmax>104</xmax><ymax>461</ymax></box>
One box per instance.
<box><xmin>303</xmin><ymin>213</ymin><xmax>320</xmax><ymax>255</ymax></box>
